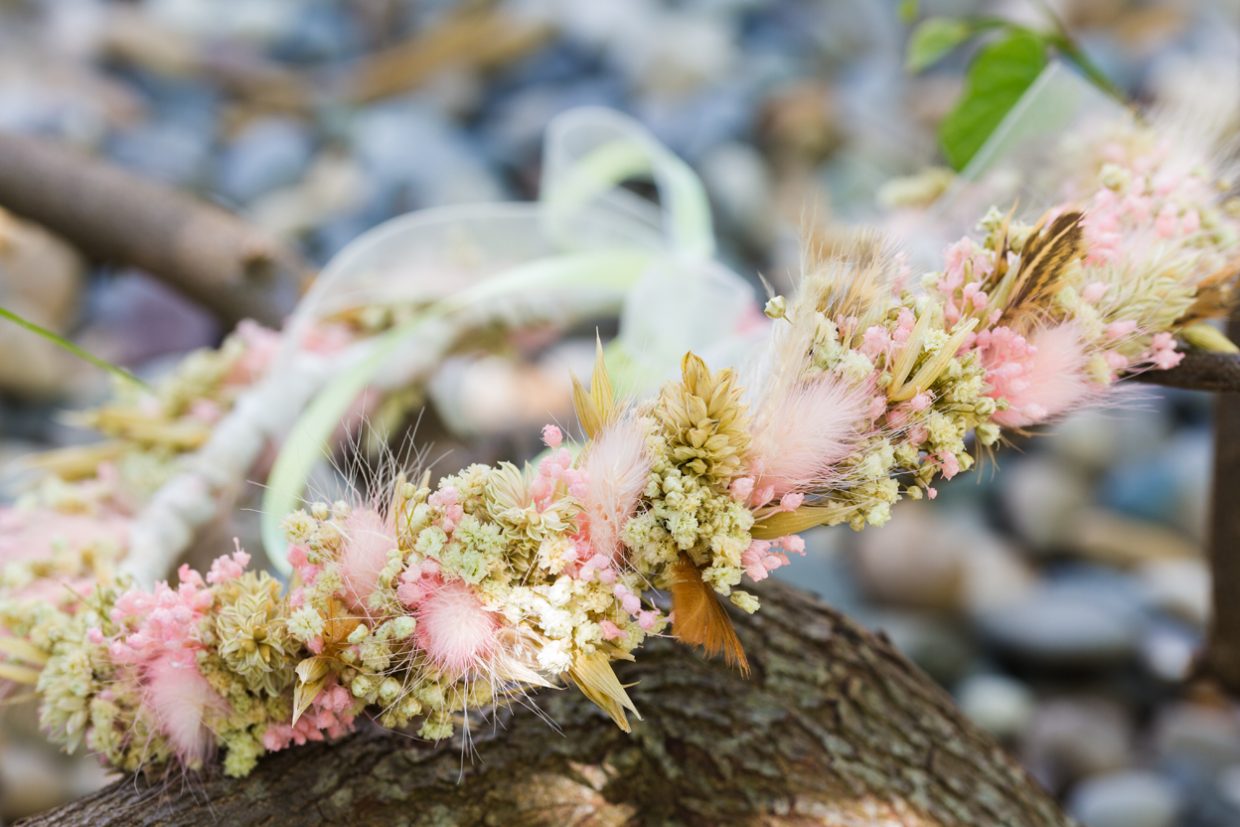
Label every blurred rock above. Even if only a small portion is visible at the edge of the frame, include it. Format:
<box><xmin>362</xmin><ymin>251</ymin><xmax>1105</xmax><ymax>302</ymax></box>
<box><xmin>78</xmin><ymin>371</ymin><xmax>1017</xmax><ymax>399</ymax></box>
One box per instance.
<box><xmin>248</xmin><ymin>151</ymin><xmax>371</xmax><ymax>239</ymax></box>
<box><xmin>1140</xmin><ymin>619</ymin><xmax>1199</xmax><ymax>683</ymax></box>
<box><xmin>1047</xmin><ymin>406</ymin><xmax>1168</xmax><ymax>472</ymax></box>
<box><xmin>956</xmin><ymin>672</ymin><xmax>1036</xmax><ymax>740</ymax></box>
<box><xmin>1067</xmin><ymin>770</ymin><xmax>1180</xmax><ymax>827</ymax></box>
<box><xmin>78</xmin><ymin>270</ymin><xmax>219</xmax><ymax>365</ymax></box>
<box><xmin>352</xmin><ymin>101</ymin><xmax>504</xmax><ymax>207</ymax></box>
<box><xmin>1153</xmin><ymin>703</ymin><xmax>1240</xmax><ymax>776</ymax></box>
<box><xmin>485</xmin><ymin>77</ymin><xmax>627</xmax><ymax>165</ymax></box>
<box><xmin>106</xmin><ymin>119</ymin><xmax>210</xmax><ymax>185</ymax></box>
<box><xmin>1214</xmin><ymin>764</ymin><xmax>1240</xmax><ymax>822</ymax></box>
<box><xmin>853</xmin><ymin>503</ymin><xmax>1034</xmax><ymax>614</ymax></box>
<box><xmin>215</xmin><ymin>116</ymin><xmax>315</xmax><ymax>205</ymax></box>
<box><xmin>977</xmin><ymin>579</ymin><xmax>1142</xmax><ymax>668</ymax></box>
<box><xmin>0</xmin><ymin>743</ymin><xmax>72</xmax><ymax>819</ymax></box>
<box><xmin>999</xmin><ymin>455</ymin><xmax>1092</xmax><ymax>552</ymax></box>
<box><xmin>861</xmin><ymin>609</ymin><xmax>977</xmax><ymax>686</ymax></box>
<box><xmin>0</xmin><ymin>211</ymin><xmax>90</xmax><ymax>399</ymax></box>
<box><xmin>772</xmin><ymin>528</ymin><xmax>861</xmax><ymax>613</ymax></box>
<box><xmin>1024</xmin><ymin>696</ymin><xmax>1134</xmax><ymax>788</ymax></box>
<box><xmin>699</xmin><ymin>141</ymin><xmax>776</xmax><ymax>247</ymax></box>
<box><xmin>1139</xmin><ymin>558</ymin><xmax>1210</xmax><ymax>627</ymax></box>
<box><xmin>1071</xmin><ymin>509</ymin><xmax>1199</xmax><ymax>567</ymax></box>
<box><xmin>1164</xmin><ymin>430</ymin><xmax>1212</xmax><ymax>542</ymax></box>
<box><xmin>1100</xmin><ymin>430</ymin><xmax>1211</xmax><ymax>539</ymax></box>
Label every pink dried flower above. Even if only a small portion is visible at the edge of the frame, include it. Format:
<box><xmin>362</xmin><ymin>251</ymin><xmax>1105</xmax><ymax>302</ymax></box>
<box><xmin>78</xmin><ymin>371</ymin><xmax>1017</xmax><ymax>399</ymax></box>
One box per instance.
<box><xmin>729</xmin><ymin>476</ymin><xmax>755</xmax><ymax>502</ymax></box>
<box><xmin>263</xmin><ymin>684</ymin><xmax>355</xmax><ymax>751</ymax></box>
<box><xmin>0</xmin><ymin>507</ymin><xmax>128</xmax><ymax>566</ymax></box>
<box><xmin>428</xmin><ymin>486</ymin><xmax>463</xmax><ymax>533</ymax></box>
<box><xmin>1148</xmin><ymin>332</ymin><xmax>1184</xmax><ymax>370</ymax></box>
<box><xmin>1082</xmin><ymin>282</ymin><xmax>1109</xmax><ymax>303</ymax></box>
<box><xmin>613</xmin><ymin>584</ymin><xmax>642</xmax><ymax>616</ymax></box>
<box><xmin>224</xmin><ymin>321</ymin><xmax>281</xmax><ymax>385</ymax></box>
<box><xmin>207</xmin><ymin>547</ymin><xmax>250</xmax><ymax>585</ymax></box>
<box><xmin>741</xmin><ymin>535</ymin><xmax>806</xmax><ymax>582</ymax></box>
<box><xmin>541</xmin><ymin>424</ymin><xmax>563</xmax><ymax>448</ymax></box>
<box><xmin>600</xmin><ymin>620</ymin><xmax>625</xmax><ymax>641</ymax></box>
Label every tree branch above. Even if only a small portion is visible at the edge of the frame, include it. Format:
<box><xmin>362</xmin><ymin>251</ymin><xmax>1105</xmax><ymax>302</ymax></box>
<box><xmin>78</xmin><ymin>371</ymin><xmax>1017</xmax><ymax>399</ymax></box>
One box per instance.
<box><xmin>0</xmin><ymin>131</ymin><xmax>308</xmax><ymax>327</ymax></box>
<box><xmin>1130</xmin><ymin>350</ymin><xmax>1240</xmax><ymax>393</ymax></box>
<box><xmin>1204</xmin><ymin>309</ymin><xmax>1240</xmax><ymax>693</ymax></box>
<box><xmin>19</xmin><ymin>581</ymin><xmax>1069</xmax><ymax>827</ymax></box>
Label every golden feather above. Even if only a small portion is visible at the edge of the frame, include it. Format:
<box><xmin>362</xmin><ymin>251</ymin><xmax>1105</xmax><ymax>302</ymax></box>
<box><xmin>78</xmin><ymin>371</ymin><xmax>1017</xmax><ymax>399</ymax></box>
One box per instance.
<box><xmin>980</xmin><ymin>205</ymin><xmax>1016</xmax><ymax>292</ymax></box>
<box><xmin>1003</xmin><ymin>210</ymin><xmax>1085</xmax><ymax>319</ymax></box>
<box><xmin>670</xmin><ymin>556</ymin><xmax>749</xmax><ymax>675</ymax></box>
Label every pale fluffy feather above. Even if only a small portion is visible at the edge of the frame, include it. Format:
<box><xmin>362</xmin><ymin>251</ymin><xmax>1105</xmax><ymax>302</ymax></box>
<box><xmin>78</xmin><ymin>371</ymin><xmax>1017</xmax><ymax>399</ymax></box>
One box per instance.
<box><xmin>416</xmin><ymin>580</ymin><xmax>498</xmax><ymax>676</ymax></box>
<box><xmin>144</xmin><ymin>656</ymin><xmax>223</xmax><ymax>767</ymax></box>
<box><xmin>746</xmin><ymin>374</ymin><xmax>870</xmax><ymax>502</ymax></box>
<box><xmin>990</xmin><ymin>323</ymin><xmax>1094</xmax><ymax>428</ymax></box>
<box><xmin>581</xmin><ymin>417</ymin><xmax>650</xmax><ymax>559</ymax></box>
<box><xmin>339</xmin><ymin>507</ymin><xmax>396</xmax><ymax>611</ymax></box>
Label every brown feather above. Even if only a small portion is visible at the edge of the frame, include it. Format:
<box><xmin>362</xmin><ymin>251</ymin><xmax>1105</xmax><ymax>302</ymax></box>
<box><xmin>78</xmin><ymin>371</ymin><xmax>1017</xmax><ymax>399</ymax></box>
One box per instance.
<box><xmin>670</xmin><ymin>555</ymin><xmax>749</xmax><ymax>675</ymax></box>
<box><xmin>1004</xmin><ymin>210</ymin><xmax>1085</xmax><ymax>319</ymax></box>
<box><xmin>980</xmin><ymin>206</ymin><xmax>1015</xmax><ymax>292</ymax></box>
<box><xmin>1178</xmin><ymin>256</ymin><xmax>1240</xmax><ymax>325</ymax></box>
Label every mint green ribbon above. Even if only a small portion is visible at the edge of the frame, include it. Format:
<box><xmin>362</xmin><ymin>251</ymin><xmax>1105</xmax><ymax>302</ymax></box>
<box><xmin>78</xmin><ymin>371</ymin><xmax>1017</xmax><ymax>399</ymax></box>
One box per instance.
<box><xmin>261</xmin><ymin>109</ymin><xmax>721</xmax><ymax>574</ymax></box>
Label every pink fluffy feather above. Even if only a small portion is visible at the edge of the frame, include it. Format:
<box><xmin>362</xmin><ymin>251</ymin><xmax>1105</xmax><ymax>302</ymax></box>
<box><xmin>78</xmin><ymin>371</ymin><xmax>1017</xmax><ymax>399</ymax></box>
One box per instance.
<box><xmin>745</xmin><ymin>374</ymin><xmax>869</xmax><ymax>505</ymax></box>
<box><xmin>415</xmin><ymin>580</ymin><xmax>497</xmax><ymax>675</ymax></box>
<box><xmin>339</xmin><ymin>507</ymin><xmax>396</xmax><ymax>611</ymax></box>
<box><xmin>143</xmin><ymin>655</ymin><xmax>224</xmax><ymax>767</ymax></box>
<box><xmin>983</xmin><ymin>323</ymin><xmax>1095</xmax><ymax>428</ymax></box>
<box><xmin>580</xmin><ymin>418</ymin><xmax>649</xmax><ymax>560</ymax></box>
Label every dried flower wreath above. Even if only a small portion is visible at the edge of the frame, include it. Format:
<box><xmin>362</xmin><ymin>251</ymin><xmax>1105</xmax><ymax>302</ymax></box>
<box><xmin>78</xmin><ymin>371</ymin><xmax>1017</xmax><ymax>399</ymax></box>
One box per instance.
<box><xmin>1</xmin><ymin>76</ymin><xmax>1238</xmax><ymax>779</ymax></box>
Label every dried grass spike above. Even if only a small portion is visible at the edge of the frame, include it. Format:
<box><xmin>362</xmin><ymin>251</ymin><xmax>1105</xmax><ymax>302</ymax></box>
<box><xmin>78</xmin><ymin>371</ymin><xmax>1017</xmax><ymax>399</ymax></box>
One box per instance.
<box><xmin>567</xmin><ymin>649</ymin><xmax>640</xmax><ymax>732</ymax></box>
<box><xmin>751</xmin><ymin>504</ymin><xmax>851</xmax><ymax>539</ymax></box>
<box><xmin>572</xmin><ymin>335</ymin><xmax>617</xmax><ymax>438</ymax></box>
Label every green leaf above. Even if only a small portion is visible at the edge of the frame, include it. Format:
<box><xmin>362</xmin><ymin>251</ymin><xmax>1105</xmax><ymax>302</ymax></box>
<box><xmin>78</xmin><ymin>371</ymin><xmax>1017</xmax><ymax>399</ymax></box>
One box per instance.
<box><xmin>938</xmin><ymin>29</ymin><xmax>1048</xmax><ymax>170</ymax></box>
<box><xmin>898</xmin><ymin>0</ymin><xmax>920</xmax><ymax>24</ymax></box>
<box><xmin>906</xmin><ymin>18</ymin><xmax>975</xmax><ymax>72</ymax></box>
<box><xmin>0</xmin><ymin>305</ymin><xmax>148</xmax><ymax>389</ymax></box>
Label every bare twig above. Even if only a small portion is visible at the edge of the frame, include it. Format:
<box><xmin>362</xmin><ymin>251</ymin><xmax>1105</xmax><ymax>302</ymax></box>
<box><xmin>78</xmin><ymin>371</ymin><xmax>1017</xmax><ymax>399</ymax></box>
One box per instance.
<box><xmin>0</xmin><ymin>131</ymin><xmax>308</xmax><ymax>326</ymax></box>
<box><xmin>340</xmin><ymin>9</ymin><xmax>553</xmax><ymax>104</ymax></box>
<box><xmin>1131</xmin><ymin>350</ymin><xmax>1240</xmax><ymax>393</ymax></box>
<box><xmin>1204</xmin><ymin>309</ymin><xmax>1240</xmax><ymax>693</ymax></box>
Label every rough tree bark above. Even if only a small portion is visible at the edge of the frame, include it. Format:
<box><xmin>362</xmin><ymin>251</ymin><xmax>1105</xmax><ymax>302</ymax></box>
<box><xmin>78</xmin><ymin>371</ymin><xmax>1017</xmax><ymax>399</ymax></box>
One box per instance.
<box><xmin>0</xmin><ymin>132</ymin><xmax>307</xmax><ymax>327</ymax></box>
<box><xmin>20</xmin><ymin>581</ymin><xmax>1069</xmax><ymax>827</ymax></box>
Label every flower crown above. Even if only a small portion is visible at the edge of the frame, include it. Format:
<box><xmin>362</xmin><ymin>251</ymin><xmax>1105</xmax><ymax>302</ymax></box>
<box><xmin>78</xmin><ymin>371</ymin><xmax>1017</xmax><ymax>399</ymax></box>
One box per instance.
<box><xmin>2</xmin><ymin>105</ymin><xmax>1238</xmax><ymax>779</ymax></box>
